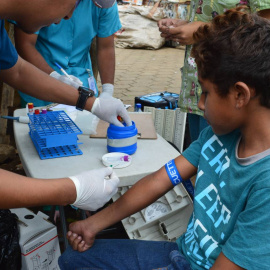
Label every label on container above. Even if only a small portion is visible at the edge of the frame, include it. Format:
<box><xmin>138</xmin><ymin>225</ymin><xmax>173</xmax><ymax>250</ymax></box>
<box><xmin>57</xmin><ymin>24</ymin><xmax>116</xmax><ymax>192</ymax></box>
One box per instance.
<box><xmin>107</xmin><ymin>135</ymin><xmax>137</xmax><ymax>148</ymax></box>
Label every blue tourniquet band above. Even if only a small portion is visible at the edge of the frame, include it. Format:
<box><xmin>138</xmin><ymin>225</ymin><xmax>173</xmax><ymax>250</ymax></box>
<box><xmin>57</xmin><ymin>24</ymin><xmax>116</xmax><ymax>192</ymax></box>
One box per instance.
<box><xmin>165</xmin><ymin>159</ymin><xmax>183</xmax><ymax>186</ymax></box>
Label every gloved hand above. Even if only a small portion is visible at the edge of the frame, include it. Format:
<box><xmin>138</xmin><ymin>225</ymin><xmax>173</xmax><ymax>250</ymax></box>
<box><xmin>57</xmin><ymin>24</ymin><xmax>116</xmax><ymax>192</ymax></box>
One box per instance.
<box><xmin>69</xmin><ymin>167</ymin><xmax>119</xmax><ymax>211</ymax></box>
<box><xmin>99</xmin><ymin>83</ymin><xmax>114</xmax><ymax>99</ymax></box>
<box><xmin>91</xmin><ymin>97</ymin><xmax>132</xmax><ymax>127</ymax></box>
<box><xmin>50</xmin><ymin>71</ymin><xmax>83</xmax><ymax>89</ymax></box>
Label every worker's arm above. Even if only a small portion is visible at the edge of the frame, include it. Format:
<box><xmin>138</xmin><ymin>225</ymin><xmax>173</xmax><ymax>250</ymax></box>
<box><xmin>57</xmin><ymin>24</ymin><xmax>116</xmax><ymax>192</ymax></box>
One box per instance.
<box><xmin>14</xmin><ymin>26</ymin><xmax>82</xmax><ymax>88</ymax></box>
<box><xmin>96</xmin><ymin>35</ymin><xmax>115</xmax><ymax>98</ymax></box>
<box><xmin>96</xmin><ymin>35</ymin><xmax>115</xmax><ymax>85</ymax></box>
<box><xmin>67</xmin><ymin>155</ymin><xmax>197</xmax><ymax>252</ymax></box>
<box><xmin>14</xmin><ymin>26</ymin><xmax>53</xmax><ymax>74</ymax></box>
<box><xmin>0</xmin><ymin>169</ymin><xmax>76</xmax><ymax>208</ymax></box>
<box><xmin>211</xmin><ymin>252</ymin><xmax>244</xmax><ymax>270</ymax></box>
<box><xmin>0</xmin><ymin>167</ymin><xmax>119</xmax><ymax>211</ymax></box>
<box><xmin>0</xmin><ymin>56</ymin><xmax>92</xmax><ymax>108</ymax></box>
<box><xmin>0</xmin><ymin>56</ymin><xmax>131</xmax><ymax>126</ymax></box>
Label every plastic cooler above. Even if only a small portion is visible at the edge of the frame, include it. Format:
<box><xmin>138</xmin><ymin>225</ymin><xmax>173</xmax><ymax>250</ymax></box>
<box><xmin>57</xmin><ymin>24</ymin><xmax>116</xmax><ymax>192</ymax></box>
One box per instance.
<box><xmin>107</xmin><ymin>121</ymin><xmax>138</xmax><ymax>155</ymax></box>
<box><xmin>112</xmin><ymin>184</ymin><xmax>193</xmax><ymax>241</ymax></box>
<box><xmin>28</xmin><ymin>110</ymin><xmax>83</xmax><ymax>160</ymax></box>
<box><xmin>134</xmin><ymin>91</ymin><xmax>179</xmax><ymax>111</ymax></box>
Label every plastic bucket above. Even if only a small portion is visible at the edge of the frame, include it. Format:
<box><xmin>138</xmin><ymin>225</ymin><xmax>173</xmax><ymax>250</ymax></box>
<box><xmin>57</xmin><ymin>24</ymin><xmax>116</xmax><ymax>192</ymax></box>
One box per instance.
<box><xmin>107</xmin><ymin>121</ymin><xmax>137</xmax><ymax>155</ymax></box>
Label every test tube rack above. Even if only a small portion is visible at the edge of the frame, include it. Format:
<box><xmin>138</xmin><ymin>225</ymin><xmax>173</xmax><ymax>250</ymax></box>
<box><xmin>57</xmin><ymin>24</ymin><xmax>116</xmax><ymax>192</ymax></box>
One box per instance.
<box><xmin>28</xmin><ymin>110</ymin><xmax>83</xmax><ymax>160</ymax></box>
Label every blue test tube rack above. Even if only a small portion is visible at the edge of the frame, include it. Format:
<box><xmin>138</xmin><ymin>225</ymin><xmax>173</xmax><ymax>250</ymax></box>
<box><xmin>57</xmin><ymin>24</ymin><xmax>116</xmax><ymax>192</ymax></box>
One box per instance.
<box><xmin>28</xmin><ymin>110</ymin><xmax>83</xmax><ymax>160</ymax></box>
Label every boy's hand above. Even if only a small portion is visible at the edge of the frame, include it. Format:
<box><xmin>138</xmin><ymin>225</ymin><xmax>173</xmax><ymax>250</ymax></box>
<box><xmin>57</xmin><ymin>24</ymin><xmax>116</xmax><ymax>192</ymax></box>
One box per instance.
<box><xmin>67</xmin><ymin>219</ymin><xmax>96</xmax><ymax>252</ymax></box>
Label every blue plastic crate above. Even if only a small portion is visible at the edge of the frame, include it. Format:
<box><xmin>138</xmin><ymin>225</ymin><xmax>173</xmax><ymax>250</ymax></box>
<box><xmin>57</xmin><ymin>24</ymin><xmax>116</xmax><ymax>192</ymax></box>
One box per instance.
<box><xmin>28</xmin><ymin>110</ymin><xmax>83</xmax><ymax>160</ymax></box>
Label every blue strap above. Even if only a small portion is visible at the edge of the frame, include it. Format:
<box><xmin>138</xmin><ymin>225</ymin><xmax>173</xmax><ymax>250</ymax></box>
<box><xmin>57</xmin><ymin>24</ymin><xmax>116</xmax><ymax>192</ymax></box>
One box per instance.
<box><xmin>165</xmin><ymin>159</ymin><xmax>183</xmax><ymax>186</ymax></box>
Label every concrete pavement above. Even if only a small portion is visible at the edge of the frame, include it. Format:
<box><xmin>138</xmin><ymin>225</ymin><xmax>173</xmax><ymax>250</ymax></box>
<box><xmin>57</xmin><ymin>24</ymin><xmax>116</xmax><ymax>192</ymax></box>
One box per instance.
<box><xmin>97</xmin><ymin>47</ymin><xmax>185</xmax><ymax>108</ymax></box>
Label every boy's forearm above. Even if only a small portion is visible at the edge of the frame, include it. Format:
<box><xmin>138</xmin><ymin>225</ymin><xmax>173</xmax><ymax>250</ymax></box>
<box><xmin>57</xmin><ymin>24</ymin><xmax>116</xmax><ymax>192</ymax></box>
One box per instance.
<box><xmin>87</xmin><ymin>156</ymin><xmax>197</xmax><ymax>235</ymax></box>
<box><xmin>86</xmin><ymin>168</ymin><xmax>173</xmax><ymax>235</ymax></box>
<box><xmin>0</xmin><ymin>169</ymin><xmax>76</xmax><ymax>209</ymax></box>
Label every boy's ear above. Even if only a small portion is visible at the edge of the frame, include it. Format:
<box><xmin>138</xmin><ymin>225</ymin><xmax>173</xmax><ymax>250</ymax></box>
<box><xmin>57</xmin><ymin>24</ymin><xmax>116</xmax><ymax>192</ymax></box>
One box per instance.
<box><xmin>233</xmin><ymin>82</ymin><xmax>254</xmax><ymax>109</ymax></box>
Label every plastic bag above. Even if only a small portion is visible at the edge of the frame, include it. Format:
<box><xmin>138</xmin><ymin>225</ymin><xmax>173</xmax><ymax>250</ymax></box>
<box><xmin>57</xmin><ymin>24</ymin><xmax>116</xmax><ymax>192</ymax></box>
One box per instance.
<box><xmin>0</xmin><ymin>210</ymin><xmax>21</xmax><ymax>270</ymax></box>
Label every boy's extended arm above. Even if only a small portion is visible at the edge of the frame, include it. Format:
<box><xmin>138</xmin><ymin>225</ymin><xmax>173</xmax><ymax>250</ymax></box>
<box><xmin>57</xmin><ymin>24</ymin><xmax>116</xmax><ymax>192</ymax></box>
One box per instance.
<box><xmin>67</xmin><ymin>155</ymin><xmax>197</xmax><ymax>252</ymax></box>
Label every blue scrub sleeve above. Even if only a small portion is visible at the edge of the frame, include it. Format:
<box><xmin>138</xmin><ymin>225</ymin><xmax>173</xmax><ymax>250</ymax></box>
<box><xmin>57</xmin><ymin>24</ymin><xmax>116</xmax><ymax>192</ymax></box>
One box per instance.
<box><xmin>97</xmin><ymin>3</ymin><xmax>122</xmax><ymax>38</ymax></box>
<box><xmin>0</xmin><ymin>20</ymin><xmax>18</xmax><ymax>70</ymax></box>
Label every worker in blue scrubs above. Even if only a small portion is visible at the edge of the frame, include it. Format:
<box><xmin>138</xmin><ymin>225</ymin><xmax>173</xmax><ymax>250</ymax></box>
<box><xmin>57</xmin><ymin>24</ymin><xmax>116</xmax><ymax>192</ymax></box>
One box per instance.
<box><xmin>0</xmin><ymin>0</ymin><xmax>131</xmax><ymax>209</ymax></box>
<box><xmin>14</xmin><ymin>0</ymin><xmax>121</xmax><ymax>107</ymax></box>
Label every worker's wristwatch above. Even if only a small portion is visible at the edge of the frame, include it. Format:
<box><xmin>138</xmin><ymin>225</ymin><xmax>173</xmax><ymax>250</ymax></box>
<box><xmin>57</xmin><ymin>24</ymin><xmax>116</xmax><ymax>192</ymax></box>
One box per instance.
<box><xmin>76</xmin><ymin>86</ymin><xmax>95</xmax><ymax>111</ymax></box>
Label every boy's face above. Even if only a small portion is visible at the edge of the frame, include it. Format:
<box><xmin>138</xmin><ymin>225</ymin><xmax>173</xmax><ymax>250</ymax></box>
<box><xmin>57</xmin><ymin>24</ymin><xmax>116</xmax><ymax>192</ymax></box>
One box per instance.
<box><xmin>197</xmin><ymin>77</ymin><xmax>240</xmax><ymax>135</ymax></box>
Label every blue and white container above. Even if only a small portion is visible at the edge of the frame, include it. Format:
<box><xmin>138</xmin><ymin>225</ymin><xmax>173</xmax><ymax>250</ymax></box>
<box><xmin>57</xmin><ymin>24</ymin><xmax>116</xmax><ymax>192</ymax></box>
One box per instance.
<box><xmin>107</xmin><ymin>121</ymin><xmax>137</xmax><ymax>155</ymax></box>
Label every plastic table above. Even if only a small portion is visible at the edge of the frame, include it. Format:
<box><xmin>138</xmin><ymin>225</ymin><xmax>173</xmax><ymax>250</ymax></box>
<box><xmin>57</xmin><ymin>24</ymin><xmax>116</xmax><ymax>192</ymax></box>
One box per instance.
<box><xmin>13</xmin><ymin>108</ymin><xmax>180</xmax><ymax>249</ymax></box>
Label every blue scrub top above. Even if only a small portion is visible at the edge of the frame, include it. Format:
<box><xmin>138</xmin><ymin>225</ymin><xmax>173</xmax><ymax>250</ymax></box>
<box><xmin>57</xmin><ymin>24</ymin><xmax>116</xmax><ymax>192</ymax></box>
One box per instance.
<box><xmin>19</xmin><ymin>0</ymin><xmax>121</xmax><ymax>106</ymax></box>
<box><xmin>0</xmin><ymin>20</ymin><xmax>18</xmax><ymax>70</ymax></box>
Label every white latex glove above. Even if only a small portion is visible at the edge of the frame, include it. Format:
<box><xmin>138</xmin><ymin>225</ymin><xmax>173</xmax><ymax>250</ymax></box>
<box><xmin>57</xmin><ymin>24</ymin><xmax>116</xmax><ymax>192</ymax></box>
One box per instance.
<box><xmin>50</xmin><ymin>71</ymin><xmax>83</xmax><ymax>89</ymax></box>
<box><xmin>91</xmin><ymin>97</ymin><xmax>132</xmax><ymax>127</ymax></box>
<box><xmin>99</xmin><ymin>83</ymin><xmax>114</xmax><ymax>99</ymax></box>
<box><xmin>69</xmin><ymin>167</ymin><xmax>119</xmax><ymax>211</ymax></box>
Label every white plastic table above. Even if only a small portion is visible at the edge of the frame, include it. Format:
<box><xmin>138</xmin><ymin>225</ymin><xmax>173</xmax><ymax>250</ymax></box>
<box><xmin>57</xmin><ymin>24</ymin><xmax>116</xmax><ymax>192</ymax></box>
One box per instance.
<box><xmin>13</xmin><ymin>109</ymin><xmax>180</xmax><ymax>186</ymax></box>
<box><xmin>13</xmin><ymin>108</ymin><xmax>180</xmax><ymax>248</ymax></box>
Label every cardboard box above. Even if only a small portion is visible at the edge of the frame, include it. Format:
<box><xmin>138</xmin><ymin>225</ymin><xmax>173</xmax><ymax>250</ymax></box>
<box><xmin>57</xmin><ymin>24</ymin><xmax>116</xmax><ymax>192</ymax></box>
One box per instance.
<box><xmin>10</xmin><ymin>208</ymin><xmax>61</xmax><ymax>270</ymax></box>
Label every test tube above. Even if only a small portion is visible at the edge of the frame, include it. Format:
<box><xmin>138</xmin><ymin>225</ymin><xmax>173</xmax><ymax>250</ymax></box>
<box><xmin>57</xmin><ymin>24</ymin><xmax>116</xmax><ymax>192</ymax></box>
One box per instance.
<box><xmin>28</xmin><ymin>103</ymin><xmax>34</xmax><ymax>115</ymax></box>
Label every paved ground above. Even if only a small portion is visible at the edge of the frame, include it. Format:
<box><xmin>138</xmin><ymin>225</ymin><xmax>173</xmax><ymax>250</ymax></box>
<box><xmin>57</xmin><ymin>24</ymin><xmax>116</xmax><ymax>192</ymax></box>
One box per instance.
<box><xmin>97</xmin><ymin>46</ymin><xmax>185</xmax><ymax>107</ymax></box>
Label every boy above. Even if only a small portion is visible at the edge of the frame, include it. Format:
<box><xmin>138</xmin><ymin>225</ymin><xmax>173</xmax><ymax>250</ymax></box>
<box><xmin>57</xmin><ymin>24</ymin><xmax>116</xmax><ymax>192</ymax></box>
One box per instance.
<box><xmin>59</xmin><ymin>8</ymin><xmax>270</xmax><ymax>269</ymax></box>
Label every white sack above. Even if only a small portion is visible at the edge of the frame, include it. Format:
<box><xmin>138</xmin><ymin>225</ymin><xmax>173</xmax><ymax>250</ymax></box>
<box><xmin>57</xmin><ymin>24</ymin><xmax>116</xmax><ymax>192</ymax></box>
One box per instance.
<box><xmin>115</xmin><ymin>5</ymin><xmax>165</xmax><ymax>50</ymax></box>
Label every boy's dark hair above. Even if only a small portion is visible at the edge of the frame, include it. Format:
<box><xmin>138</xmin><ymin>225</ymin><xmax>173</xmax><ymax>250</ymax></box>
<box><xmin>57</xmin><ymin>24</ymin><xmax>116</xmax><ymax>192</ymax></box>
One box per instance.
<box><xmin>191</xmin><ymin>7</ymin><xmax>270</xmax><ymax>108</ymax></box>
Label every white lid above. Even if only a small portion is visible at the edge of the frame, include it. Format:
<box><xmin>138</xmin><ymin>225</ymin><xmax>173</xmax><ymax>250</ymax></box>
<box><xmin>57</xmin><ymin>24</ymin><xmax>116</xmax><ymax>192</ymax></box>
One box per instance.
<box><xmin>102</xmin><ymin>152</ymin><xmax>132</xmax><ymax>169</ymax></box>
